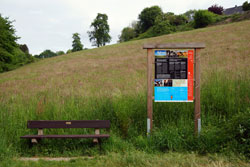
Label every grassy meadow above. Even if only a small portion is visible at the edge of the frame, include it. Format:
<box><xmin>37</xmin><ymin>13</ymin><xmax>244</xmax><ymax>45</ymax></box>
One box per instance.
<box><xmin>0</xmin><ymin>20</ymin><xmax>250</xmax><ymax>165</ymax></box>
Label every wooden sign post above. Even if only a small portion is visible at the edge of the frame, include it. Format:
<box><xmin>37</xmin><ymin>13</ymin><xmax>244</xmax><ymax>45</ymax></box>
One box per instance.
<box><xmin>143</xmin><ymin>43</ymin><xmax>205</xmax><ymax>136</ymax></box>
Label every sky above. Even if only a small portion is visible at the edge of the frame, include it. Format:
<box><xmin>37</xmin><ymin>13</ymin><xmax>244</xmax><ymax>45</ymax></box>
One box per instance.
<box><xmin>0</xmin><ymin>0</ymin><xmax>246</xmax><ymax>55</ymax></box>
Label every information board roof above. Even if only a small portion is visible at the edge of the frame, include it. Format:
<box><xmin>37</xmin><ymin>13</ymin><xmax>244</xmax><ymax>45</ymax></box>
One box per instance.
<box><xmin>143</xmin><ymin>43</ymin><xmax>205</xmax><ymax>49</ymax></box>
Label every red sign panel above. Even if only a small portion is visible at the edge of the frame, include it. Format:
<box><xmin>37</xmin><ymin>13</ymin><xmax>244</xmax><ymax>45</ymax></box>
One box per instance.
<box><xmin>188</xmin><ymin>50</ymin><xmax>194</xmax><ymax>101</ymax></box>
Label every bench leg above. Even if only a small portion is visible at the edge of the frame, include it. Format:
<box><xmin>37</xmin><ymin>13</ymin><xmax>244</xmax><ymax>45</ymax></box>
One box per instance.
<box><xmin>31</xmin><ymin>128</ymin><xmax>43</xmax><ymax>144</ymax></box>
<box><xmin>31</xmin><ymin>138</ymin><xmax>38</xmax><ymax>144</ymax></box>
<box><xmin>93</xmin><ymin>129</ymin><xmax>100</xmax><ymax>144</ymax></box>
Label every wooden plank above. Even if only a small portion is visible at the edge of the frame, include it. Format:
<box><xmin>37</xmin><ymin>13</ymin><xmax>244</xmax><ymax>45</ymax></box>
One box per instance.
<box><xmin>147</xmin><ymin>49</ymin><xmax>154</xmax><ymax>134</ymax></box>
<box><xmin>143</xmin><ymin>43</ymin><xmax>205</xmax><ymax>49</ymax></box>
<box><xmin>27</xmin><ymin>120</ymin><xmax>110</xmax><ymax>129</ymax></box>
<box><xmin>21</xmin><ymin>134</ymin><xmax>110</xmax><ymax>139</ymax></box>
<box><xmin>194</xmin><ymin>49</ymin><xmax>201</xmax><ymax>135</ymax></box>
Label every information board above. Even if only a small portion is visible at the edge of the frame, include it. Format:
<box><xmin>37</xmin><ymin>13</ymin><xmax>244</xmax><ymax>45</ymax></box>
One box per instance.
<box><xmin>154</xmin><ymin>50</ymin><xmax>194</xmax><ymax>102</ymax></box>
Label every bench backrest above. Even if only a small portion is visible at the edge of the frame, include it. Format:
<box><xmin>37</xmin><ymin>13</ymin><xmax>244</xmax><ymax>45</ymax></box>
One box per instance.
<box><xmin>27</xmin><ymin>120</ymin><xmax>110</xmax><ymax>129</ymax></box>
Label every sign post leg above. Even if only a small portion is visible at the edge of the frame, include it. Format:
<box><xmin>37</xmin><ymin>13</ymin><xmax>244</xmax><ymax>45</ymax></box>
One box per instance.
<box><xmin>147</xmin><ymin>49</ymin><xmax>154</xmax><ymax>136</ymax></box>
<box><xmin>194</xmin><ymin>49</ymin><xmax>201</xmax><ymax>135</ymax></box>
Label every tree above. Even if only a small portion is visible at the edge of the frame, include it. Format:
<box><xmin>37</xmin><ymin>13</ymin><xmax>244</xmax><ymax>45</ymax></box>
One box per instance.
<box><xmin>208</xmin><ymin>4</ymin><xmax>224</xmax><ymax>15</ymax></box>
<box><xmin>38</xmin><ymin>49</ymin><xmax>56</xmax><ymax>58</ymax></box>
<box><xmin>0</xmin><ymin>14</ymin><xmax>34</xmax><ymax>72</ymax></box>
<box><xmin>194</xmin><ymin>10</ymin><xmax>216</xmax><ymax>28</ymax></box>
<box><xmin>66</xmin><ymin>49</ymin><xmax>72</xmax><ymax>54</ymax></box>
<box><xmin>138</xmin><ymin>6</ymin><xmax>163</xmax><ymax>33</ymax></box>
<box><xmin>56</xmin><ymin>51</ymin><xmax>65</xmax><ymax>56</ymax></box>
<box><xmin>0</xmin><ymin>14</ymin><xmax>18</xmax><ymax>66</ymax></box>
<box><xmin>19</xmin><ymin>44</ymin><xmax>29</xmax><ymax>54</ymax></box>
<box><xmin>184</xmin><ymin>10</ymin><xmax>197</xmax><ymax>21</ymax></box>
<box><xmin>170</xmin><ymin>15</ymin><xmax>188</xmax><ymax>26</ymax></box>
<box><xmin>242</xmin><ymin>1</ymin><xmax>250</xmax><ymax>11</ymax></box>
<box><xmin>152</xmin><ymin>14</ymin><xmax>175</xmax><ymax>36</ymax></box>
<box><xmin>72</xmin><ymin>33</ymin><xmax>83</xmax><ymax>52</ymax></box>
<box><xmin>130</xmin><ymin>20</ymin><xmax>140</xmax><ymax>36</ymax></box>
<box><xmin>118</xmin><ymin>27</ymin><xmax>136</xmax><ymax>42</ymax></box>
<box><xmin>88</xmin><ymin>13</ymin><xmax>111</xmax><ymax>47</ymax></box>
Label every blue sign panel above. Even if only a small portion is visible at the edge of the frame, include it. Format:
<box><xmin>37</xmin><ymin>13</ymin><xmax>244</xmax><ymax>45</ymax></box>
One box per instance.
<box><xmin>155</xmin><ymin>87</ymin><xmax>188</xmax><ymax>102</ymax></box>
<box><xmin>154</xmin><ymin>50</ymin><xmax>166</xmax><ymax>56</ymax></box>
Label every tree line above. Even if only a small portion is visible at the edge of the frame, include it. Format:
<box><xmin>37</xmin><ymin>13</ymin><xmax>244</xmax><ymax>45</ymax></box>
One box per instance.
<box><xmin>34</xmin><ymin>13</ymin><xmax>111</xmax><ymax>59</ymax></box>
<box><xmin>118</xmin><ymin>2</ymin><xmax>250</xmax><ymax>42</ymax></box>
<box><xmin>0</xmin><ymin>12</ymin><xmax>111</xmax><ymax>72</ymax></box>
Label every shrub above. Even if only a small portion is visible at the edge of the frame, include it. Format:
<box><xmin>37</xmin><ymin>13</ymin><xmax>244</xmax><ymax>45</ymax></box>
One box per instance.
<box><xmin>194</xmin><ymin>10</ymin><xmax>216</xmax><ymax>28</ymax></box>
<box><xmin>224</xmin><ymin>111</ymin><xmax>250</xmax><ymax>158</ymax></box>
<box><xmin>118</xmin><ymin>27</ymin><xmax>136</xmax><ymax>42</ymax></box>
<box><xmin>38</xmin><ymin>49</ymin><xmax>57</xmax><ymax>58</ymax></box>
<box><xmin>208</xmin><ymin>4</ymin><xmax>224</xmax><ymax>15</ymax></box>
<box><xmin>152</xmin><ymin>19</ymin><xmax>174</xmax><ymax>36</ymax></box>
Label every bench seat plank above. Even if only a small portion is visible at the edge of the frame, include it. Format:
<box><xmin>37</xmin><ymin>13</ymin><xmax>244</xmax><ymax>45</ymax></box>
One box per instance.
<box><xmin>21</xmin><ymin>134</ymin><xmax>110</xmax><ymax>139</ymax></box>
<box><xmin>27</xmin><ymin>120</ymin><xmax>110</xmax><ymax>129</ymax></box>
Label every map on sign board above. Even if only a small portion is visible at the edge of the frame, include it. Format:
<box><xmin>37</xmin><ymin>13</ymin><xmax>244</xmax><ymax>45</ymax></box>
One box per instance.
<box><xmin>154</xmin><ymin>50</ymin><xmax>194</xmax><ymax>102</ymax></box>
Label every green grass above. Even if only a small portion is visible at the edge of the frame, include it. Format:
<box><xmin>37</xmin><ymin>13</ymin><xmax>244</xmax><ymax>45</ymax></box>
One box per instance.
<box><xmin>0</xmin><ymin>20</ymin><xmax>250</xmax><ymax>163</ymax></box>
<box><xmin>1</xmin><ymin>151</ymin><xmax>249</xmax><ymax>167</ymax></box>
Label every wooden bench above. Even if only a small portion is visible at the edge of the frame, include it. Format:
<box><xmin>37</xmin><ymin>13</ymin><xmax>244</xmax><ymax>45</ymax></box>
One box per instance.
<box><xmin>21</xmin><ymin>120</ymin><xmax>110</xmax><ymax>144</ymax></box>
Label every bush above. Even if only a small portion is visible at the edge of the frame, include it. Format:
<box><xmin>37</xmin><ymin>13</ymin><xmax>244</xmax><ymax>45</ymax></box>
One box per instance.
<box><xmin>152</xmin><ymin>20</ymin><xmax>175</xmax><ymax>36</ymax></box>
<box><xmin>38</xmin><ymin>49</ymin><xmax>57</xmax><ymax>58</ymax></box>
<box><xmin>118</xmin><ymin>27</ymin><xmax>136</xmax><ymax>42</ymax></box>
<box><xmin>208</xmin><ymin>4</ymin><xmax>224</xmax><ymax>15</ymax></box>
<box><xmin>194</xmin><ymin>10</ymin><xmax>217</xmax><ymax>28</ymax></box>
<box><xmin>224</xmin><ymin>111</ymin><xmax>250</xmax><ymax>158</ymax></box>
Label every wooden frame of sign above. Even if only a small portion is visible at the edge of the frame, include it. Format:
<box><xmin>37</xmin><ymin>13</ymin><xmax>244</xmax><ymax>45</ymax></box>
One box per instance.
<box><xmin>143</xmin><ymin>43</ymin><xmax>205</xmax><ymax>136</ymax></box>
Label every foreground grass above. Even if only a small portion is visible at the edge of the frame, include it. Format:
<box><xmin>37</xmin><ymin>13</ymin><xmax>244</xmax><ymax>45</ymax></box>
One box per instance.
<box><xmin>1</xmin><ymin>152</ymin><xmax>249</xmax><ymax>167</ymax></box>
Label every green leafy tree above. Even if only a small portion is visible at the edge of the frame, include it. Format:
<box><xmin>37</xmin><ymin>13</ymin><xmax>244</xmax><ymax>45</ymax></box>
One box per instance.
<box><xmin>66</xmin><ymin>49</ymin><xmax>72</xmax><ymax>54</ymax></box>
<box><xmin>19</xmin><ymin>44</ymin><xmax>29</xmax><ymax>54</ymax></box>
<box><xmin>130</xmin><ymin>20</ymin><xmax>141</xmax><ymax>37</ymax></box>
<box><xmin>184</xmin><ymin>10</ymin><xmax>197</xmax><ymax>21</ymax></box>
<box><xmin>0</xmin><ymin>14</ymin><xmax>34</xmax><ymax>72</ymax></box>
<box><xmin>194</xmin><ymin>10</ymin><xmax>216</xmax><ymax>28</ymax></box>
<box><xmin>138</xmin><ymin>6</ymin><xmax>163</xmax><ymax>33</ymax></box>
<box><xmin>118</xmin><ymin>27</ymin><xmax>136</xmax><ymax>42</ymax></box>
<box><xmin>38</xmin><ymin>49</ymin><xmax>56</xmax><ymax>58</ymax></box>
<box><xmin>172</xmin><ymin>15</ymin><xmax>188</xmax><ymax>26</ymax></box>
<box><xmin>0</xmin><ymin>14</ymin><xmax>18</xmax><ymax>66</ymax></box>
<box><xmin>72</xmin><ymin>33</ymin><xmax>83</xmax><ymax>52</ymax></box>
<box><xmin>152</xmin><ymin>14</ymin><xmax>175</xmax><ymax>36</ymax></box>
<box><xmin>88</xmin><ymin>13</ymin><xmax>111</xmax><ymax>47</ymax></box>
<box><xmin>56</xmin><ymin>51</ymin><xmax>65</xmax><ymax>56</ymax></box>
<box><xmin>242</xmin><ymin>1</ymin><xmax>250</xmax><ymax>11</ymax></box>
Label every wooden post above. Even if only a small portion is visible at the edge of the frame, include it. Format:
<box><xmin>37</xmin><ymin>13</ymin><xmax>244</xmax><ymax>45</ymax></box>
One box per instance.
<box><xmin>194</xmin><ymin>49</ymin><xmax>201</xmax><ymax>135</ymax></box>
<box><xmin>147</xmin><ymin>49</ymin><xmax>154</xmax><ymax>136</ymax></box>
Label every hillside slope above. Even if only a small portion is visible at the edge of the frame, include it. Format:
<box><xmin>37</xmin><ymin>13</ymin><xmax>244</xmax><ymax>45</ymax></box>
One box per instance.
<box><xmin>0</xmin><ymin>20</ymin><xmax>250</xmax><ymax>101</ymax></box>
<box><xmin>0</xmin><ymin>20</ymin><xmax>249</xmax><ymax>159</ymax></box>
